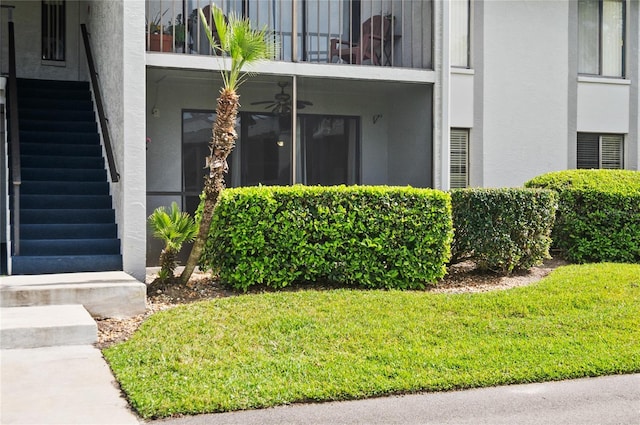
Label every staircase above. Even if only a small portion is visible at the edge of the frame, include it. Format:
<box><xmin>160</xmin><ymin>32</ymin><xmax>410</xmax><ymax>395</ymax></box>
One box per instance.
<box><xmin>9</xmin><ymin>78</ymin><xmax>122</xmax><ymax>275</ymax></box>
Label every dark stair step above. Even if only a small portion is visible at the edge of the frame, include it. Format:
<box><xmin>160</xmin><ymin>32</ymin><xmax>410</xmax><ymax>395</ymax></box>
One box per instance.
<box><xmin>20</xmin><ymin>143</ymin><xmax>102</xmax><ymax>157</ymax></box>
<box><xmin>21</xmin><ymin>209</ymin><xmax>115</xmax><ymax>224</ymax></box>
<box><xmin>17</xmin><ymin>78</ymin><xmax>90</xmax><ymax>91</ymax></box>
<box><xmin>18</xmin><ymin>98</ymin><xmax>93</xmax><ymax>111</ymax></box>
<box><xmin>21</xmin><ymin>223</ymin><xmax>117</xmax><ymax>239</ymax></box>
<box><xmin>20</xmin><ymin>194</ymin><xmax>112</xmax><ymax>209</ymax></box>
<box><xmin>19</xmin><ymin>109</ymin><xmax>95</xmax><ymax>122</ymax></box>
<box><xmin>21</xmin><ymin>155</ymin><xmax>104</xmax><ymax>169</ymax></box>
<box><xmin>17</xmin><ymin>87</ymin><xmax>92</xmax><ymax>101</ymax></box>
<box><xmin>21</xmin><ymin>181</ymin><xmax>109</xmax><ymax>196</ymax></box>
<box><xmin>21</xmin><ymin>168</ymin><xmax>107</xmax><ymax>182</ymax></box>
<box><xmin>10</xmin><ymin>254</ymin><xmax>122</xmax><ymax>275</ymax></box>
<box><xmin>19</xmin><ymin>119</ymin><xmax>97</xmax><ymax>133</ymax></box>
<box><xmin>20</xmin><ymin>131</ymin><xmax>100</xmax><ymax>145</ymax></box>
<box><xmin>20</xmin><ymin>239</ymin><xmax>120</xmax><ymax>256</ymax></box>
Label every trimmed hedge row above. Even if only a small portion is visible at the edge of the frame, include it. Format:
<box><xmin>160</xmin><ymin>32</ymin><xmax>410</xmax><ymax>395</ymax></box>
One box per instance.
<box><xmin>200</xmin><ymin>185</ymin><xmax>453</xmax><ymax>291</ymax></box>
<box><xmin>525</xmin><ymin>170</ymin><xmax>640</xmax><ymax>263</ymax></box>
<box><xmin>450</xmin><ymin>188</ymin><xmax>558</xmax><ymax>273</ymax></box>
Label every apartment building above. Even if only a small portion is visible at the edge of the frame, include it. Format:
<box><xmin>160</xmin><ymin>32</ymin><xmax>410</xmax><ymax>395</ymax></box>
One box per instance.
<box><xmin>1</xmin><ymin>0</ymin><xmax>638</xmax><ymax>276</ymax></box>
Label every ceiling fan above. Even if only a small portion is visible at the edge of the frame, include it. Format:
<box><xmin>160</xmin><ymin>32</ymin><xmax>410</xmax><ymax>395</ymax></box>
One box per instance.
<box><xmin>251</xmin><ymin>82</ymin><xmax>313</xmax><ymax>115</ymax></box>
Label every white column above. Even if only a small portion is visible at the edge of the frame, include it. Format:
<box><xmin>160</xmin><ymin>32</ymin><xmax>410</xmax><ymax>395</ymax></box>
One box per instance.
<box><xmin>121</xmin><ymin>0</ymin><xmax>147</xmax><ymax>280</ymax></box>
<box><xmin>434</xmin><ymin>0</ymin><xmax>451</xmax><ymax>190</ymax></box>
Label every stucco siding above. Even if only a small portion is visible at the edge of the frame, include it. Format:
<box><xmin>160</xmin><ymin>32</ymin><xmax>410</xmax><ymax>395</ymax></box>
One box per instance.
<box><xmin>86</xmin><ymin>0</ymin><xmax>146</xmax><ymax>280</ymax></box>
<box><xmin>577</xmin><ymin>79</ymin><xmax>631</xmax><ymax>133</ymax></box>
<box><xmin>450</xmin><ymin>71</ymin><xmax>473</xmax><ymax>128</ymax></box>
<box><xmin>481</xmin><ymin>0</ymin><xmax>569</xmax><ymax>187</ymax></box>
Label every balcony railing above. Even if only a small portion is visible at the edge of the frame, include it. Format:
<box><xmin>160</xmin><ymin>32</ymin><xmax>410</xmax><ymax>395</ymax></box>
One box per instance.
<box><xmin>146</xmin><ymin>0</ymin><xmax>432</xmax><ymax>69</ymax></box>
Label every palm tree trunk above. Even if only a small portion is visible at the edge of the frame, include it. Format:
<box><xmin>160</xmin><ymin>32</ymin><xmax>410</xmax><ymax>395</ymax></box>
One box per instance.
<box><xmin>180</xmin><ymin>88</ymin><xmax>239</xmax><ymax>284</ymax></box>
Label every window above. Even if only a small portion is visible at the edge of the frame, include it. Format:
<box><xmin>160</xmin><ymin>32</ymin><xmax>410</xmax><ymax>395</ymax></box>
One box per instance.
<box><xmin>182</xmin><ymin>111</ymin><xmax>240</xmax><ymax>214</ymax></box>
<box><xmin>450</xmin><ymin>128</ymin><xmax>469</xmax><ymax>188</ymax></box>
<box><xmin>577</xmin><ymin>133</ymin><xmax>623</xmax><ymax>169</ymax></box>
<box><xmin>241</xmin><ymin>114</ymin><xmax>292</xmax><ymax>186</ymax></box>
<box><xmin>41</xmin><ymin>0</ymin><xmax>65</xmax><ymax>61</ymax></box>
<box><xmin>578</xmin><ymin>0</ymin><xmax>625</xmax><ymax>77</ymax></box>
<box><xmin>181</xmin><ymin>111</ymin><xmax>359</xmax><ymax>213</ymax></box>
<box><xmin>451</xmin><ymin>0</ymin><xmax>470</xmax><ymax>68</ymax></box>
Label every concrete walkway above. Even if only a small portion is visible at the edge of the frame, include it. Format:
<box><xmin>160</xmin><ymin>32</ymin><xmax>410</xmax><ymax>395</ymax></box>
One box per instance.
<box><xmin>0</xmin><ymin>344</ymin><xmax>139</xmax><ymax>424</ymax></box>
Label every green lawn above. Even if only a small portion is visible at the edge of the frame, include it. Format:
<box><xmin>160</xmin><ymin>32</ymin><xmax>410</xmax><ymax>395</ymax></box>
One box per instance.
<box><xmin>104</xmin><ymin>263</ymin><xmax>640</xmax><ymax>419</ymax></box>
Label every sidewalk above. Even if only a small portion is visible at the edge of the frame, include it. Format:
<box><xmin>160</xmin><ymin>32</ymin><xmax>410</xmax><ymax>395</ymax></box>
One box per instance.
<box><xmin>0</xmin><ymin>344</ymin><xmax>139</xmax><ymax>425</ymax></box>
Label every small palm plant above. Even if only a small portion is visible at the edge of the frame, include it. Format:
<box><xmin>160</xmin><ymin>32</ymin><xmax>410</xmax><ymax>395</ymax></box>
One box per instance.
<box><xmin>148</xmin><ymin>202</ymin><xmax>198</xmax><ymax>282</ymax></box>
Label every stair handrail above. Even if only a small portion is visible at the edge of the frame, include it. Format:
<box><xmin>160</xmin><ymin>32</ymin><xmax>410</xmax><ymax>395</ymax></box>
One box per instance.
<box><xmin>80</xmin><ymin>24</ymin><xmax>120</xmax><ymax>183</ymax></box>
<box><xmin>7</xmin><ymin>12</ymin><xmax>21</xmax><ymax>256</ymax></box>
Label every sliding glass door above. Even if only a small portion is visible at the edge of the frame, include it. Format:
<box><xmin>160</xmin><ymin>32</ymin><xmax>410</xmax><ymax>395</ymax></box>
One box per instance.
<box><xmin>182</xmin><ymin>110</ymin><xmax>359</xmax><ymax>214</ymax></box>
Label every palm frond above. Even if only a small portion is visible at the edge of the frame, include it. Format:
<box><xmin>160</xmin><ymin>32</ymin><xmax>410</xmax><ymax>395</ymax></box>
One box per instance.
<box><xmin>198</xmin><ymin>6</ymin><xmax>277</xmax><ymax>91</ymax></box>
<box><xmin>148</xmin><ymin>202</ymin><xmax>198</xmax><ymax>252</ymax></box>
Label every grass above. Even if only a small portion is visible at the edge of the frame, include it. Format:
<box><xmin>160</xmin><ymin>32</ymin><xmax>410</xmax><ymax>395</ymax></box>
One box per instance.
<box><xmin>104</xmin><ymin>263</ymin><xmax>640</xmax><ymax>419</ymax></box>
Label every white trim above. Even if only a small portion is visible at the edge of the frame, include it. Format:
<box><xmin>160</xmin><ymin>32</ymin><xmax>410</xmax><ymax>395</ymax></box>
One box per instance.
<box><xmin>145</xmin><ymin>53</ymin><xmax>436</xmax><ymax>84</ymax></box>
<box><xmin>577</xmin><ymin>75</ymin><xmax>631</xmax><ymax>85</ymax></box>
<box><xmin>451</xmin><ymin>67</ymin><xmax>474</xmax><ymax>75</ymax></box>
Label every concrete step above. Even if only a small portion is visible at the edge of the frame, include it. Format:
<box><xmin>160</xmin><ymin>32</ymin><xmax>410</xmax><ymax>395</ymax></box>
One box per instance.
<box><xmin>0</xmin><ymin>271</ymin><xmax>146</xmax><ymax>318</ymax></box>
<box><xmin>0</xmin><ymin>305</ymin><xmax>96</xmax><ymax>349</ymax></box>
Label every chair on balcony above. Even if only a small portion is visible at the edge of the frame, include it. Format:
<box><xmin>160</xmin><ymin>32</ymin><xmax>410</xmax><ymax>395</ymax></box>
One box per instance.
<box><xmin>329</xmin><ymin>15</ymin><xmax>392</xmax><ymax>65</ymax></box>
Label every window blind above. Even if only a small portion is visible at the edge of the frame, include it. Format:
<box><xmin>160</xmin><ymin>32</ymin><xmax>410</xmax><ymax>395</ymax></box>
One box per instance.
<box><xmin>577</xmin><ymin>133</ymin><xmax>599</xmax><ymax>169</ymax></box>
<box><xmin>601</xmin><ymin>135</ymin><xmax>623</xmax><ymax>169</ymax></box>
<box><xmin>450</xmin><ymin>129</ymin><xmax>468</xmax><ymax>189</ymax></box>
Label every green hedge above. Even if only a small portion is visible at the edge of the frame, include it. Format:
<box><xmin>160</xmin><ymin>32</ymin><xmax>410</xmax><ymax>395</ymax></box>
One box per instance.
<box><xmin>200</xmin><ymin>185</ymin><xmax>453</xmax><ymax>291</ymax></box>
<box><xmin>525</xmin><ymin>170</ymin><xmax>640</xmax><ymax>263</ymax></box>
<box><xmin>450</xmin><ymin>188</ymin><xmax>557</xmax><ymax>273</ymax></box>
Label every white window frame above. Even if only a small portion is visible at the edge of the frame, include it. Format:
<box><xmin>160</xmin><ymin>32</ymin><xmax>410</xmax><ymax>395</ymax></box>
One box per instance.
<box><xmin>450</xmin><ymin>0</ymin><xmax>470</xmax><ymax>68</ymax></box>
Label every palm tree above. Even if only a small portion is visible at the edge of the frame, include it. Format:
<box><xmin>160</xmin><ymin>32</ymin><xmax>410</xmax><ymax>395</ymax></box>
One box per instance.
<box><xmin>180</xmin><ymin>6</ymin><xmax>276</xmax><ymax>284</ymax></box>
<box><xmin>148</xmin><ymin>202</ymin><xmax>198</xmax><ymax>281</ymax></box>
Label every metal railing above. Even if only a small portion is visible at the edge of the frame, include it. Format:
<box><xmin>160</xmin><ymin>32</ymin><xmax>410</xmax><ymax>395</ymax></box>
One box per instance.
<box><xmin>7</xmin><ymin>9</ymin><xmax>21</xmax><ymax>256</ymax></box>
<box><xmin>145</xmin><ymin>0</ymin><xmax>432</xmax><ymax>69</ymax></box>
<box><xmin>80</xmin><ymin>24</ymin><xmax>120</xmax><ymax>183</ymax></box>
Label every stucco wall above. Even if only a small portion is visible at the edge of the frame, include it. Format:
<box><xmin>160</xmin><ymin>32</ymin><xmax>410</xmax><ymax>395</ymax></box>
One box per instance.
<box><xmin>481</xmin><ymin>0</ymin><xmax>569</xmax><ymax>187</ymax></box>
<box><xmin>450</xmin><ymin>70</ymin><xmax>473</xmax><ymax>128</ymax></box>
<box><xmin>86</xmin><ymin>0</ymin><xmax>146</xmax><ymax>280</ymax></box>
<box><xmin>577</xmin><ymin>78</ymin><xmax>631</xmax><ymax>133</ymax></box>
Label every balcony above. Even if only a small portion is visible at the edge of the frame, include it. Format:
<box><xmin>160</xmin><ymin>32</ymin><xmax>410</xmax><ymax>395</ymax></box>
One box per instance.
<box><xmin>145</xmin><ymin>0</ymin><xmax>432</xmax><ymax>69</ymax></box>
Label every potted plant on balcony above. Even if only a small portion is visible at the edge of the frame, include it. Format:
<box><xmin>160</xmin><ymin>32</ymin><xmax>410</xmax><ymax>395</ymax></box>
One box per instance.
<box><xmin>167</xmin><ymin>14</ymin><xmax>186</xmax><ymax>53</ymax></box>
<box><xmin>147</xmin><ymin>9</ymin><xmax>173</xmax><ymax>52</ymax></box>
